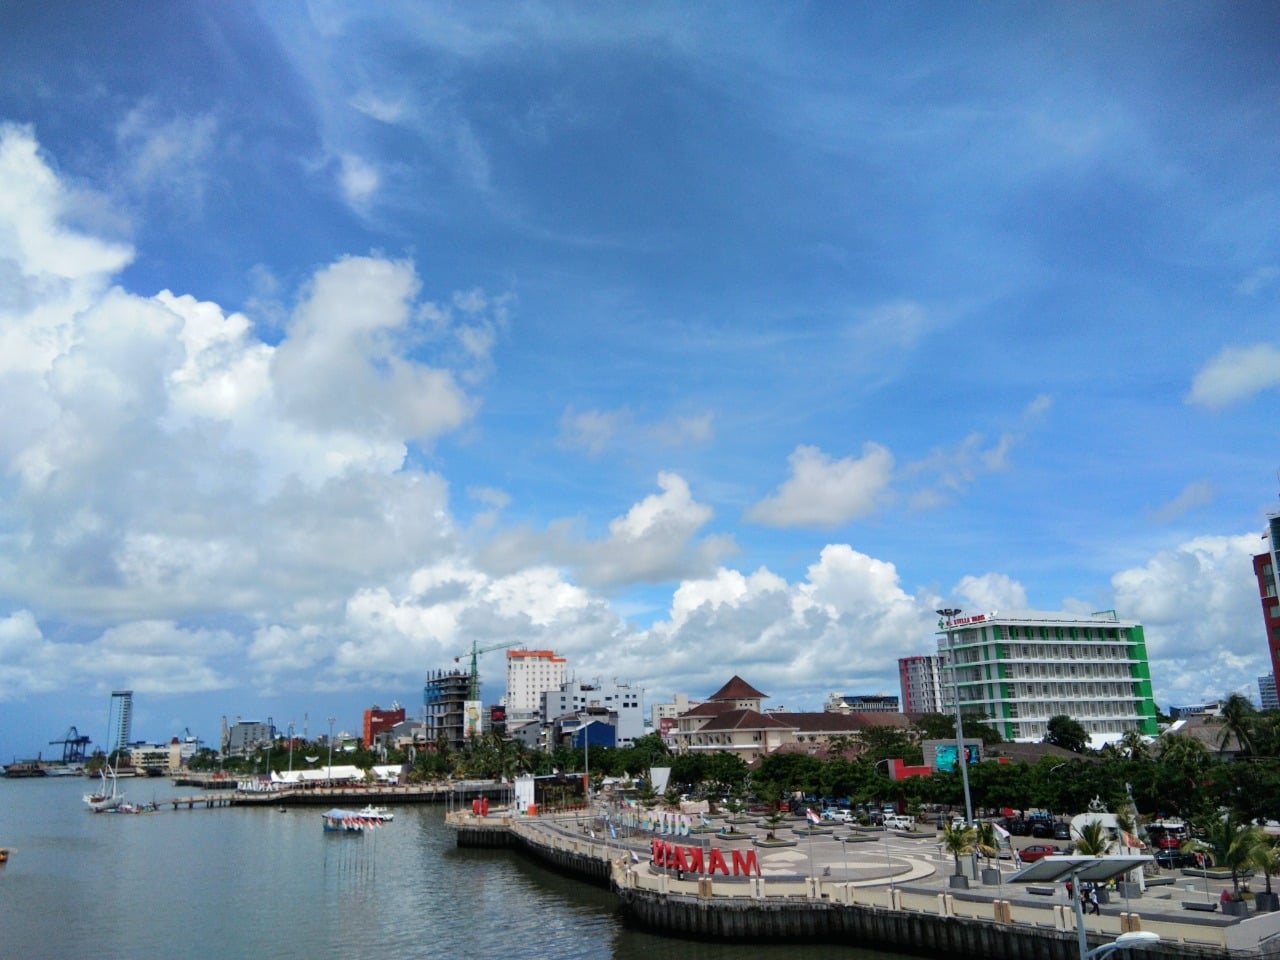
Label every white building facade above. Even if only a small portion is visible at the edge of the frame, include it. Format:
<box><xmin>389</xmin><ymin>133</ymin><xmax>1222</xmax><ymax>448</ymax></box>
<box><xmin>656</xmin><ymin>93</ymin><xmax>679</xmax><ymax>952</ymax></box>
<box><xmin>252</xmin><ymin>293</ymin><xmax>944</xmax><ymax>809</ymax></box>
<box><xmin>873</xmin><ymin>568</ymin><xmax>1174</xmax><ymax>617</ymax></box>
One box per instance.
<box><xmin>505</xmin><ymin>649</ymin><xmax>567</xmax><ymax>722</ymax></box>
<box><xmin>936</xmin><ymin>610</ymin><xmax>1158</xmax><ymax>746</ymax></box>
<box><xmin>897</xmin><ymin>655</ymin><xmax>947</xmax><ymax>714</ymax></box>
<box><xmin>542</xmin><ymin>679</ymin><xmax>645</xmax><ymax>746</ymax></box>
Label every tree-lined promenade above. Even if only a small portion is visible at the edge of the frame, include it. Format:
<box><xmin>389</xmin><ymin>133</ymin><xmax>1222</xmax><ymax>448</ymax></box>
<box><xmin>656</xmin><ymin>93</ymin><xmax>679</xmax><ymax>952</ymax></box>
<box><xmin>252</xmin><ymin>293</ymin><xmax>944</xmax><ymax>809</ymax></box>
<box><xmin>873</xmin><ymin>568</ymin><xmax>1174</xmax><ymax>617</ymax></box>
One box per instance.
<box><xmin>177</xmin><ymin>693</ymin><xmax>1280</xmax><ymax>842</ymax></box>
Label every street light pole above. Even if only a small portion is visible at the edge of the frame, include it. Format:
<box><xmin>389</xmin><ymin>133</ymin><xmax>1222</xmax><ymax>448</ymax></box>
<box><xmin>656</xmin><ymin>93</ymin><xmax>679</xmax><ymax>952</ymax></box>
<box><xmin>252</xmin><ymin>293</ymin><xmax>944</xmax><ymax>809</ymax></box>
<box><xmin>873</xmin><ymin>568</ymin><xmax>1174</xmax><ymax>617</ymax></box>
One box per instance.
<box><xmin>936</xmin><ymin>608</ymin><xmax>974</xmax><ymax>827</ymax></box>
<box><xmin>327</xmin><ymin>716</ymin><xmax>336</xmax><ymax>789</ymax></box>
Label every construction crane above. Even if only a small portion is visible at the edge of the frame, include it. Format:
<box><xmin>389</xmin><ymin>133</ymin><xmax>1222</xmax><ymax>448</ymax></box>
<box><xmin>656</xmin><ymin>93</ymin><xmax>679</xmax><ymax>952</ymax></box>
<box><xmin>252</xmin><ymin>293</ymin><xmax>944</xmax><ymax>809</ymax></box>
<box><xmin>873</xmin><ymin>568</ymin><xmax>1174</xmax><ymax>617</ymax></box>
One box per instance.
<box><xmin>50</xmin><ymin>726</ymin><xmax>92</xmax><ymax>763</ymax></box>
<box><xmin>454</xmin><ymin>640</ymin><xmax>520</xmax><ymax>701</ymax></box>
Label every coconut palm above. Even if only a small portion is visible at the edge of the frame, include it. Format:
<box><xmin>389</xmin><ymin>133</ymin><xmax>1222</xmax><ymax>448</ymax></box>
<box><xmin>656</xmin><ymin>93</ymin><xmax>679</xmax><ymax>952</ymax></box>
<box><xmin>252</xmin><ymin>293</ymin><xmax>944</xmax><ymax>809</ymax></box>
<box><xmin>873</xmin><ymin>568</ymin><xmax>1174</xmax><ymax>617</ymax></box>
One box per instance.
<box><xmin>941</xmin><ymin>821</ymin><xmax>978</xmax><ymax>876</ymax></box>
<box><xmin>1252</xmin><ymin>835</ymin><xmax>1280</xmax><ymax>898</ymax></box>
<box><xmin>1218</xmin><ymin>693</ymin><xmax>1256</xmax><ymax>757</ymax></box>
<box><xmin>1073</xmin><ymin>819</ymin><xmax>1112</xmax><ymax>857</ymax></box>
<box><xmin>975</xmin><ymin>821</ymin><xmax>1002</xmax><ymax>867</ymax></box>
<box><xmin>1186</xmin><ymin>814</ymin><xmax>1265</xmax><ymax>897</ymax></box>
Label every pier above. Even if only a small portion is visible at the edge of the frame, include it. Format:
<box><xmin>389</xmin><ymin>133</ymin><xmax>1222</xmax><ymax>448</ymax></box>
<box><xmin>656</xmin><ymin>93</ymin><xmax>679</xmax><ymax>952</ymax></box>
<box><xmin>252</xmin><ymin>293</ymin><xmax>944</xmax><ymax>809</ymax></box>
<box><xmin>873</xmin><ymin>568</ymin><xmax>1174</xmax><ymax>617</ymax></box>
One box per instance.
<box><xmin>450</xmin><ymin>806</ymin><xmax>1280</xmax><ymax>960</ymax></box>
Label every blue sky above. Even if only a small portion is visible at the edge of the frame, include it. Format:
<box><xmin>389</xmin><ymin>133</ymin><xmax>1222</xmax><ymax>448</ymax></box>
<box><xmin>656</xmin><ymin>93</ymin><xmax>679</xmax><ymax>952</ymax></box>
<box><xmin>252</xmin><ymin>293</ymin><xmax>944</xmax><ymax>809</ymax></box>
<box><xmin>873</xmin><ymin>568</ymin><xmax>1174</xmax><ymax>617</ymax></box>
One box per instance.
<box><xmin>1</xmin><ymin>2</ymin><xmax>1278</xmax><ymax>759</ymax></box>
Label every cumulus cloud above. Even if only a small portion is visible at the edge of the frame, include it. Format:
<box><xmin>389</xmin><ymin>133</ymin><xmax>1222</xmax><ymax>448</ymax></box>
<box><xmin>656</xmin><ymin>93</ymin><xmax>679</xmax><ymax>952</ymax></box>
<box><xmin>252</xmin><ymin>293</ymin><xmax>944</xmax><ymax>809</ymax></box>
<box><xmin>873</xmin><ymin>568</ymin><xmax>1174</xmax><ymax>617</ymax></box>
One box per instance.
<box><xmin>953</xmin><ymin>573</ymin><xmax>1029</xmax><ymax>613</ymax></box>
<box><xmin>1112</xmin><ymin>534</ymin><xmax>1264</xmax><ymax>704</ymax></box>
<box><xmin>0</xmin><ymin>125</ymin><xmax>513</xmax><ymax>698</ymax></box>
<box><xmin>1187</xmin><ymin>343</ymin><xmax>1280</xmax><ymax>408</ymax></box>
<box><xmin>747</xmin><ymin>443</ymin><xmax>895</xmax><ymax>527</ymax></box>
<box><xmin>607</xmin><ymin>544</ymin><xmax>935</xmax><ymax>702</ymax></box>
<box><xmin>481</xmin><ymin>472</ymin><xmax>735</xmax><ymax>588</ymax></box>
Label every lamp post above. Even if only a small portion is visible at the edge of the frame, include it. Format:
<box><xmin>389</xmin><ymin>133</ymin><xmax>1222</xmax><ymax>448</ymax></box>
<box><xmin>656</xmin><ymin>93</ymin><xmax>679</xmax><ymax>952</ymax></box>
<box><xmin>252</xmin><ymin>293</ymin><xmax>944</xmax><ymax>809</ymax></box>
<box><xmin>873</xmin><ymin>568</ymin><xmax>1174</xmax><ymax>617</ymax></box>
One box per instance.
<box><xmin>287</xmin><ymin>721</ymin><xmax>294</xmax><ymax>776</ymax></box>
<box><xmin>936</xmin><ymin>607</ymin><xmax>974</xmax><ymax>828</ymax></box>
<box><xmin>874</xmin><ymin>758</ymin><xmax>896</xmax><ymax>892</ymax></box>
<box><xmin>327</xmin><ymin>716</ymin><xmax>336</xmax><ymax>789</ymax></box>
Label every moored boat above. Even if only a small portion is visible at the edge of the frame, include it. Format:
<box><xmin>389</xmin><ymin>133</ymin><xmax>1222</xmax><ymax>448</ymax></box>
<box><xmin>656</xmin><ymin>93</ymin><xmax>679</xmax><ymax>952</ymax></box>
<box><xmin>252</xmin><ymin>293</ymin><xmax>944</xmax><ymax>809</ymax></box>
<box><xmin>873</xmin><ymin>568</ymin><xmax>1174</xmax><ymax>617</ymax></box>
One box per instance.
<box><xmin>357</xmin><ymin>804</ymin><xmax>394</xmax><ymax>822</ymax></box>
<box><xmin>3</xmin><ymin>759</ymin><xmax>48</xmax><ymax>778</ymax></box>
<box><xmin>322</xmin><ymin>808</ymin><xmax>385</xmax><ymax>833</ymax></box>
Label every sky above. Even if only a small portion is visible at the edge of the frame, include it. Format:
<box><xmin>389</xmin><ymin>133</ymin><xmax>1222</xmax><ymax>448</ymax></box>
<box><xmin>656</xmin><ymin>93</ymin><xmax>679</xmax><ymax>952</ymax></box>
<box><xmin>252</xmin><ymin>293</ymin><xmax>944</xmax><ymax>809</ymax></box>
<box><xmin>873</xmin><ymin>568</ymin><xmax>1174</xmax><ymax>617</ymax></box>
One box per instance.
<box><xmin>1</xmin><ymin>2</ymin><xmax>1279</xmax><ymax>760</ymax></box>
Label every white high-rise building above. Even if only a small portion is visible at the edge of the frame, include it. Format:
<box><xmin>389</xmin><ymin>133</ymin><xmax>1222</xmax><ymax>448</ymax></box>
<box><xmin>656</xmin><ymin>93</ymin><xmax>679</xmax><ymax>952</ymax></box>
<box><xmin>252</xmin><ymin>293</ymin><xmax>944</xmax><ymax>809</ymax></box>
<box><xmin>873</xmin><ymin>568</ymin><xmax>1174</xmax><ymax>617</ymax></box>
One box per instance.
<box><xmin>505</xmin><ymin>649</ymin><xmax>567</xmax><ymax>722</ymax></box>
<box><xmin>897</xmin><ymin>655</ymin><xmax>946</xmax><ymax>714</ymax></box>
<box><xmin>1260</xmin><ymin>674</ymin><xmax>1279</xmax><ymax>712</ymax></box>
<box><xmin>936</xmin><ymin>609</ymin><xmax>1158</xmax><ymax>746</ymax></box>
<box><xmin>109</xmin><ymin>690</ymin><xmax>133</xmax><ymax>753</ymax></box>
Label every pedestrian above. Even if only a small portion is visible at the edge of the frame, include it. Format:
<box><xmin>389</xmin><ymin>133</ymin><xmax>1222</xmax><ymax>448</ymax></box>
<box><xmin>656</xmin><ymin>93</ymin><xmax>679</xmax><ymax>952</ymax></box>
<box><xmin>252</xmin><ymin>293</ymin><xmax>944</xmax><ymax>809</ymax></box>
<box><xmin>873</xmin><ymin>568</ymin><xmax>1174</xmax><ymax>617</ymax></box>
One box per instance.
<box><xmin>1087</xmin><ymin>884</ymin><xmax>1100</xmax><ymax>915</ymax></box>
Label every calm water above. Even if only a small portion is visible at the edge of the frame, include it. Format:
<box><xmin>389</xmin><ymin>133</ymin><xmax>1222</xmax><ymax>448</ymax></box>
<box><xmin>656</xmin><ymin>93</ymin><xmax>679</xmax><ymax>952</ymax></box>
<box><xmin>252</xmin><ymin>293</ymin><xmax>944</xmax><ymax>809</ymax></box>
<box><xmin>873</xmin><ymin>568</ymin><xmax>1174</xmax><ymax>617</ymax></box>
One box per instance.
<box><xmin>0</xmin><ymin>778</ymin><xmax>909</xmax><ymax>960</ymax></box>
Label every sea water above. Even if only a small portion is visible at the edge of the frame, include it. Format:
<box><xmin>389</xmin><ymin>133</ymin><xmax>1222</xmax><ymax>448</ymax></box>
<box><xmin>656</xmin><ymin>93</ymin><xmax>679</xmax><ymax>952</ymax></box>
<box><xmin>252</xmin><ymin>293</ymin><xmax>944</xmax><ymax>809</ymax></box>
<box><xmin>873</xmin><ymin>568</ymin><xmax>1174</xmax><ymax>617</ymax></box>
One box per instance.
<box><xmin>0</xmin><ymin>778</ymin><xmax>905</xmax><ymax>960</ymax></box>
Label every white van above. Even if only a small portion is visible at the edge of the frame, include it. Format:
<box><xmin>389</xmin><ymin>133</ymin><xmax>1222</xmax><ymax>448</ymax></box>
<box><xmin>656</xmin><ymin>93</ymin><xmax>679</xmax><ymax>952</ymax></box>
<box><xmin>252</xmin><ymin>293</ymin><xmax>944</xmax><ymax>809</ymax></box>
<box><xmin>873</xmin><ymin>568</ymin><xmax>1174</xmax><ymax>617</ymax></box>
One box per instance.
<box><xmin>884</xmin><ymin>814</ymin><xmax>914</xmax><ymax>831</ymax></box>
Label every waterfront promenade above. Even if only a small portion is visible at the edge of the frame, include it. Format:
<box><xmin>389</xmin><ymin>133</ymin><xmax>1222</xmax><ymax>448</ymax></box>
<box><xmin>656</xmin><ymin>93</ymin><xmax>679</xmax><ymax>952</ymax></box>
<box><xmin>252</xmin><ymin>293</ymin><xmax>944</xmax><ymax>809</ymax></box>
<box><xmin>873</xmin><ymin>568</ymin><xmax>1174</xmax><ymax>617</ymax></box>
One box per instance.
<box><xmin>451</xmin><ymin>804</ymin><xmax>1280</xmax><ymax>959</ymax></box>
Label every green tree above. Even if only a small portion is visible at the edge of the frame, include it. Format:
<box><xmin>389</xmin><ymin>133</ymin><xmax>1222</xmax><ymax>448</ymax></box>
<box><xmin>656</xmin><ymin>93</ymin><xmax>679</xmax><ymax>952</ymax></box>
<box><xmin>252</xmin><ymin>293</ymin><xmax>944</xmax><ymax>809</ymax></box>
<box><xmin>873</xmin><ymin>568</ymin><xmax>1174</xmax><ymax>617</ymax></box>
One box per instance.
<box><xmin>941</xmin><ymin>821</ymin><xmax>977</xmax><ymax>877</ymax></box>
<box><xmin>1044</xmin><ymin>715</ymin><xmax>1089</xmax><ymax>753</ymax></box>
<box><xmin>1187</xmin><ymin>814</ymin><xmax>1265</xmax><ymax>897</ymax></box>
<box><xmin>1218</xmin><ymin>693</ymin><xmax>1256</xmax><ymax>757</ymax></box>
<box><xmin>1073</xmin><ymin>819</ymin><xmax>1111</xmax><ymax>856</ymax></box>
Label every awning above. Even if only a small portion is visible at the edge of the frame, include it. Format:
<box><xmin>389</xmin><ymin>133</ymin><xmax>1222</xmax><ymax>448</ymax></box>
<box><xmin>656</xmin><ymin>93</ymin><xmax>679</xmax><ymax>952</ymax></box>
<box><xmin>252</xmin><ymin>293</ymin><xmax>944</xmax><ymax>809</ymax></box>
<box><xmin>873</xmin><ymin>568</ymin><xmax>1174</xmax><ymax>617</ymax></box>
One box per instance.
<box><xmin>1009</xmin><ymin>855</ymin><xmax>1152</xmax><ymax>885</ymax></box>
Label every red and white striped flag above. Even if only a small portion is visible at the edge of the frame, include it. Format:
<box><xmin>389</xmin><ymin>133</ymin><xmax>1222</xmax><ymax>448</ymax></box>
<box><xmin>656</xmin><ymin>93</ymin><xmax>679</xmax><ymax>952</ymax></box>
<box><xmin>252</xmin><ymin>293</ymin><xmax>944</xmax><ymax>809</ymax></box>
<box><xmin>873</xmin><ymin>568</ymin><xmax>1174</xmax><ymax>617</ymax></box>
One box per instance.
<box><xmin>806</xmin><ymin>808</ymin><xmax>821</xmax><ymax>825</ymax></box>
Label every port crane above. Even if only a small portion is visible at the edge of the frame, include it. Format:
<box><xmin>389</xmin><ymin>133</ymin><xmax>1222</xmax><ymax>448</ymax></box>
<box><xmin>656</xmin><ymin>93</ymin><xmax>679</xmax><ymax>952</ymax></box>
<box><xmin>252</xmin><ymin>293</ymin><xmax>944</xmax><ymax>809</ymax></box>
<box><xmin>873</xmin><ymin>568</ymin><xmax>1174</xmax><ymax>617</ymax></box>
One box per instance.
<box><xmin>50</xmin><ymin>726</ymin><xmax>92</xmax><ymax>763</ymax></box>
<box><xmin>454</xmin><ymin>640</ymin><xmax>520</xmax><ymax>701</ymax></box>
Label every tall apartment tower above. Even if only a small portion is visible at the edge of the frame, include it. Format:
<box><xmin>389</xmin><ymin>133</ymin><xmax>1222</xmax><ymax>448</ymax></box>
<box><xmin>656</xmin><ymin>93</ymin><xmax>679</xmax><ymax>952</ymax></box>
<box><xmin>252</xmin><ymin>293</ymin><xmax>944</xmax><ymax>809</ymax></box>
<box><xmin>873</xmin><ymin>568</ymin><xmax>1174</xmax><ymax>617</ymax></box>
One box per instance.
<box><xmin>1254</xmin><ymin>508</ymin><xmax>1280</xmax><ymax>689</ymax></box>
<box><xmin>898</xmin><ymin>655</ymin><xmax>946</xmax><ymax>714</ymax></box>
<box><xmin>108</xmin><ymin>689</ymin><xmax>133</xmax><ymax>753</ymax></box>
<box><xmin>936</xmin><ymin>610</ymin><xmax>1158</xmax><ymax>745</ymax></box>
<box><xmin>505</xmin><ymin>649</ymin><xmax>567</xmax><ymax>723</ymax></box>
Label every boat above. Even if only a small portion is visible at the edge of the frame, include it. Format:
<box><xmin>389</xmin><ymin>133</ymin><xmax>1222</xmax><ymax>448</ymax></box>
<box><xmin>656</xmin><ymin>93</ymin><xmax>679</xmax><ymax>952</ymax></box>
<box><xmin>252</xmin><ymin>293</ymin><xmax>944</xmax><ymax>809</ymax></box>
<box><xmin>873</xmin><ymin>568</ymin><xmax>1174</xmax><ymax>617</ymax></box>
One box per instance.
<box><xmin>84</xmin><ymin>766</ymin><xmax>125</xmax><ymax>812</ymax></box>
<box><xmin>357</xmin><ymin>804</ymin><xmax>394</xmax><ymax>822</ymax></box>
<box><xmin>3</xmin><ymin>759</ymin><xmax>48</xmax><ymax>778</ymax></box>
<box><xmin>322</xmin><ymin>808</ymin><xmax>385</xmax><ymax>833</ymax></box>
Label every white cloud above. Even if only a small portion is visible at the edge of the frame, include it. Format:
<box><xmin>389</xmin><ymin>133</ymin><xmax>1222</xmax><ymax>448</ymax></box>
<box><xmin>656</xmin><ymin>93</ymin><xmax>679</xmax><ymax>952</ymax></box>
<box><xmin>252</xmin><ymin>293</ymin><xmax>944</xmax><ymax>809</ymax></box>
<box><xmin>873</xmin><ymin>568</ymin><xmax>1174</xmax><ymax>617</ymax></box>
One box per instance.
<box><xmin>559</xmin><ymin>407</ymin><xmax>624</xmax><ymax>455</ymax></box>
<box><xmin>747</xmin><ymin>443</ymin><xmax>894</xmax><ymax>527</ymax></box>
<box><xmin>1237</xmin><ymin>266</ymin><xmax>1279</xmax><ymax>297</ymax></box>
<box><xmin>1187</xmin><ymin>343</ymin><xmax>1280</xmax><ymax>408</ymax></box>
<box><xmin>339</xmin><ymin>152</ymin><xmax>380</xmax><ymax>207</ymax></box>
<box><xmin>115</xmin><ymin>105</ymin><xmax>218</xmax><ymax>208</ymax></box>
<box><xmin>952</xmin><ymin>573</ymin><xmax>1029</xmax><ymax>613</ymax></box>
<box><xmin>1150</xmin><ymin>481</ymin><xmax>1215</xmax><ymax>523</ymax></box>
<box><xmin>1112</xmin><ymin>534</ymin><xmax>1264</xmax><ymax>704</ymax></box>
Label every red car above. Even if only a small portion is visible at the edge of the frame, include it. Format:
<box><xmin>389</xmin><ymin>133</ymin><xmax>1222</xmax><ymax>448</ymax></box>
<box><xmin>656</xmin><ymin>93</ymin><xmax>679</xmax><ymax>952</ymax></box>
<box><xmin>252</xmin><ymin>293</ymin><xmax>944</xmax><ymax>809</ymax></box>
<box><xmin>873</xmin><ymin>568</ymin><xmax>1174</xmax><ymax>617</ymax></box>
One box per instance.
<box><xmin>1019</xmin><ymin>844</ymin><xmax>1060</xmax><ymax>863</ymax></box>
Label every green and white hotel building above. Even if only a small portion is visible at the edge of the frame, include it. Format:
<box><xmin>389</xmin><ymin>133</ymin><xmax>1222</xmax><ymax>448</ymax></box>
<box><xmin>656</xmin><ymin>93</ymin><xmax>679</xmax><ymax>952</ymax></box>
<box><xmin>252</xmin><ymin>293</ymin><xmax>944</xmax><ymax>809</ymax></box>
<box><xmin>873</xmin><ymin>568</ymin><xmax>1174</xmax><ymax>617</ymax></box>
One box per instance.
<box><xmin>936</xmin><ymin>610</ymin><xmax>1159</xmax><ymax>746</ymax></box>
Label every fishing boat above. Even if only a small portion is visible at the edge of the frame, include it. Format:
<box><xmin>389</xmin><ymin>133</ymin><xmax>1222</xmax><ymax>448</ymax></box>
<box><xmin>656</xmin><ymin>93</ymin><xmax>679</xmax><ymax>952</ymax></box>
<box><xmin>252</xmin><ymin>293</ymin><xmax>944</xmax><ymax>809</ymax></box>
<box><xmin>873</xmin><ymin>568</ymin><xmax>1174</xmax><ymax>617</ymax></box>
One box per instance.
<box><xmin>357</xmin><ymin>804</ymin><xmax>394</xmax><ymax>822</ymax></box>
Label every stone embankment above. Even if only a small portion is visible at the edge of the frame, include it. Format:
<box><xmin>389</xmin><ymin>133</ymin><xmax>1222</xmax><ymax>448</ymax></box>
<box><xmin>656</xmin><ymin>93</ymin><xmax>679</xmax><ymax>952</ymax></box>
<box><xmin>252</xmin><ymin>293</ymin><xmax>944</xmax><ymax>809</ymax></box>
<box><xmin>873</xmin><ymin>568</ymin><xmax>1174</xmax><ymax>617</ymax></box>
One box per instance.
<box><xmin>450</xmin><ymin>808</ymin><xmax>1280</xmax><ymax>960</ymax></box>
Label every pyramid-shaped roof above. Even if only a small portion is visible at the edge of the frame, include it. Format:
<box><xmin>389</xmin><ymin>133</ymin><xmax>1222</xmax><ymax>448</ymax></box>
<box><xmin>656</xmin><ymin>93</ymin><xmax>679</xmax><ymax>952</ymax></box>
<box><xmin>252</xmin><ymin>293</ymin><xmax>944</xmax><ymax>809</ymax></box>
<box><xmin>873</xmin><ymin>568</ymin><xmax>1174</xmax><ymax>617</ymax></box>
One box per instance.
<box><xmin>707</xmin><ymin>675</ymin><xmax>768</xmax><ymax>702</ymax></box>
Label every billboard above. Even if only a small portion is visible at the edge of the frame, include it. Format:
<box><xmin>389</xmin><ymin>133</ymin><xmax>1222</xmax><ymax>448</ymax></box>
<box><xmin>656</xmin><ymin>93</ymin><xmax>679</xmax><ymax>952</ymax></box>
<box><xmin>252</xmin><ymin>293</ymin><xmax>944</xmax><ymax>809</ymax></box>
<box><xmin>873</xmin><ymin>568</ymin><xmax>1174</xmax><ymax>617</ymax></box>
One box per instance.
<box><xmin>464</xmin><ymin>700</ymin><xmax>483</xmax><ymax>738</ymax></box>
<box><xmin>924</xmin><ymin>739</ymin><xmax>982</xmax><ymax>772</ymax></box>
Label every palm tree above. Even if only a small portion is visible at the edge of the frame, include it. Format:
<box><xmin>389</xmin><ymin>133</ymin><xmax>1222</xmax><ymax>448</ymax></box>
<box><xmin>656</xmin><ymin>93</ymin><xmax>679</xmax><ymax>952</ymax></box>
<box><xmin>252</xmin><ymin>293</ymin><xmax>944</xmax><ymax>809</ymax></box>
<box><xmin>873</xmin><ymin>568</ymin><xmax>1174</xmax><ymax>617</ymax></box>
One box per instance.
<box><xmin>1251</xmin><ymin>835</ymin><xmax>1280</xmax><ymax>900</ymax></box>
<box><xmin>1187</xmin><ymin>814</ymin><xmax>1265</xmax><ymax>897</ymax></box>
<box><xmin>1157</xmin><ymin>732</ymin><xmax>1211</xmax><ymax>770</ymax></box>
<box><xmin>975</xmin><ymin>821</ymin><xmax>1001</xmax><ymax>867</ymax></box>
<box><xmin>941</xmin><ymin>821</ymin><xmax>978</xmax><ymax>877</ymax></box>
<box><xmin>1118</xmin><ymin>730</ymin><xmax>1150</xmax><ymax>761</ymax></box>
<box><xmin>1218</xmin><ymin>693</ymin><xmax>1256</xmax><ymax>757</ymax></box>
<box><xmin>1073</xmin><ymin>819</ymin><xmax>1112</xmax><ymax>857</ymax></box>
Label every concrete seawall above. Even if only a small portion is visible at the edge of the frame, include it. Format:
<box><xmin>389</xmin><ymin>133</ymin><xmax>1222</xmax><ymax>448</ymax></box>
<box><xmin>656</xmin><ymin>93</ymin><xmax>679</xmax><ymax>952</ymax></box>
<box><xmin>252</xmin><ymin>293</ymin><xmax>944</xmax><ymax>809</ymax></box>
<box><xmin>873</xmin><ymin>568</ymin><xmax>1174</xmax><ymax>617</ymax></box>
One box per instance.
<box><xmin>453</xmin><ymin>811</ymin><xmax>1274</xmax><ymax>959</ymax></box>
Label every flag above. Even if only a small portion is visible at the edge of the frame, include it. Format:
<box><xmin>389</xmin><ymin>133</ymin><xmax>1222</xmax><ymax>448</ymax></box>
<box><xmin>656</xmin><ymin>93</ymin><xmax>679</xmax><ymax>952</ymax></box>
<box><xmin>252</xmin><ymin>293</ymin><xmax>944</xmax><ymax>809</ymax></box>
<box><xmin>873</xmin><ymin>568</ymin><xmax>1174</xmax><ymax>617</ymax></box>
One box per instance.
<box><xmin>806</xmin><ymin>807</ymin><xmax>821</xmax><ymax>826</ymax></box>
<box><xmin>1122</xmin><ymin>830</ymin><xmax>1142</xmax><ymax>849</ymax></box>
<box><xmin>991</xmin><ymin>821</ymin><xmax>1012</xmax><ymax>843</ymax></box>
<box><xmin>631</xmin><ymin>849</ymin><xmax>640</xmax><ymax>863</ymax></box>
<box><xmin>700</xmin><ymin>813</ymin><xmax>711</xmax><ymax>826</ymax></box>
<box><xmin>609</xmin><ymin>822</ymin><xmax>617</xmax><ymax>839</ymax></box>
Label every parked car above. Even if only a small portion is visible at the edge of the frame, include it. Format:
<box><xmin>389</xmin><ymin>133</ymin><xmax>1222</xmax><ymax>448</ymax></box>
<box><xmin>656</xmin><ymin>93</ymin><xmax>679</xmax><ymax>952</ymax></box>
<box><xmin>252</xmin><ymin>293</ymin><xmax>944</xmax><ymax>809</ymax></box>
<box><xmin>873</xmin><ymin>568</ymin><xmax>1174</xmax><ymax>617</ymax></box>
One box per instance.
<box><xmin>1155</xmin><ymin>849</ymin><xmax>1199</xmax><ymax>869</ymax></box>
<box><xmin>1053</xmin><ymin>821</ymin><xmax>1071</xmax><ymax>840</ymax></box>
<box><xmin>1018</xmin><ymin>844</ymin><xmax>1060</xmax><ymax>863</ymax></box>
<box><xmin>1007</xmin><ymin>817</ymin><xmax>1029</xmax><ymax>836</ymax></box>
